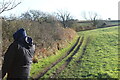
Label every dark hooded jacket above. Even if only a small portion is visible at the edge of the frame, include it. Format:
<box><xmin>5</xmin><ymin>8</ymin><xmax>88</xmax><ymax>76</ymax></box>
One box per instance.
<box><xmin>2</xmin><ymin>28</ymin><xmax>35</xmax><ymax>79</ymax></box>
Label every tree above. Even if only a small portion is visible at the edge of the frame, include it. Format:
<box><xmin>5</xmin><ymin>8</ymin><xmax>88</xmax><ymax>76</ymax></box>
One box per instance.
<box><xmin>0</xmin><ymin>0</ymin><xmax>21</xmax><ymax>14</ymax></box>
<box><xmin>56</xmin><ymin>10</ymin><xmax>73</xmax><ymax>28</ymax></box>
<box><xmin>20</xmin><ymin>10</ymin><xmax>46</xmax><ymax>21</ymax></box>
<box><xmin>20</xmin><ymin>10</ymin><xmax>46</xmax><ymax>22</ymax></box>
<box><xmin>20</xmin><ymin>10</ymin><xmax>57</xmax><ymax>23</ymax></box>
<box><xmin>82</xmin><ymin>11</ymin><xmax>101</xmax><ymax>27</ymax></box>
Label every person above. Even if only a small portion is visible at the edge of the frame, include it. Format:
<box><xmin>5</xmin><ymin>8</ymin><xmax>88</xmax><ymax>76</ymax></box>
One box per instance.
<box><xmin>2</xmin><ymin>28</ymin><xmax>35</xmax><ymax>80</ymax></box>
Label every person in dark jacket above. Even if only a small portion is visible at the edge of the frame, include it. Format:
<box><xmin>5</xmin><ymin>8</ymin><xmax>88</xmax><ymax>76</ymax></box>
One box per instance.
<box><xmin>2</xmin><ymin>28</ymin><xmax>35</xmax><ymax>80</ymax></box>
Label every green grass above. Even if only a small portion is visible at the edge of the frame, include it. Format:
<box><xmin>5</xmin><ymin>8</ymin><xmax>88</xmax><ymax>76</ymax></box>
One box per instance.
<box><xmin>30</xmin><ymin>35</ymin><xmax>79</xmax><ymax>78</ymax></box>
<box><xmin>41</xmin><ymin>36</ymin><xmax>83</xmax><ymax>78</ymax></box>
<box><xmin>56</xmin><ymin>26</ymin><xmax>119</xmax><ymax>78</ymax></box>
<box><xmin>31</xmin><ymin>26</ymin><xmax>119</xmax><ymax>79</ymax></box>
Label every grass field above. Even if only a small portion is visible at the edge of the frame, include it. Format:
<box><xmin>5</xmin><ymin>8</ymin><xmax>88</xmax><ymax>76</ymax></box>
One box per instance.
<box><xmin>30</xmin><ymin>26</ymin><xmax>119</xmax><ymax>79</ymax></box>
<box><xmin>30</xmin><ymin>36</ymin><xmax>79</xmax><ymax>78</ymax></box>
<box><xmin>56</xmin><ymin>26</ymin><xmax>119</xmax><ymax>78</ymax></box>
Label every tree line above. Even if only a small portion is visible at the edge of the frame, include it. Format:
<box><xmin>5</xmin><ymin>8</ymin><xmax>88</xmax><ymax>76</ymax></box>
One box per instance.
<box><xmin>0</xmin><ymin>0</ymin><xmax>108</xmax><ymax>29</ymax></box>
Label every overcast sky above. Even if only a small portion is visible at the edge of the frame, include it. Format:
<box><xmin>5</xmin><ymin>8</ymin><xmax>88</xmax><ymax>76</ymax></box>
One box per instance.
<box><xmin>0</xmin><ymin>0</ymin><xmax>119</xmax><ymax>20</ymax></box>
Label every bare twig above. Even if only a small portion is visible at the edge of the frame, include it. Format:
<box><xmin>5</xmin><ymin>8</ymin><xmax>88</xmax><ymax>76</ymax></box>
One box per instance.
<box><xmin>0</xmin><ymin>0</ymin><xmax>21</xmax><ymax>14</ymax></box>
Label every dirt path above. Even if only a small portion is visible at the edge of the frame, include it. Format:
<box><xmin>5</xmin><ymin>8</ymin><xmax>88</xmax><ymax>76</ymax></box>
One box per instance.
<box><xmin>76</xmin><ymin>37</ymin><xmax>90</xmax><ymax>63</ymax></box>
<box><xmin>50</xmin><ymin>36</ymin><xmax>84</xmax><ymax>78</ymax></box>
<box><xmin>33</xmin><ymin>37</ymin><xmax>80</xmax><ymax>80</ymax></box>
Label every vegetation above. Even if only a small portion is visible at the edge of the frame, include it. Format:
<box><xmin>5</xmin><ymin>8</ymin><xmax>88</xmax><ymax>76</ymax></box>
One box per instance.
<box><xmin>0</xmin><ymin>0</ymin><xmax>21</xmax><ymax>14</ymax></box>
<box><xmin>0</xmin><ymin>0</ymin><xmax>119</xmax><ymax>79</ymax></box>
<box><xmin>81</xmin><ymin>11</ymin><xmax>101</xmax><ymax>27</ymax></box>
<box><xmin>2</xmin><ymin>13</ymin><xmax>77</xmax><ymax>60</ymax></box>
<box><xmin>30</xmin><ymin>36</ymin><xmax>79</xmax><ymax>78</ymax></box>
<box><xmin>58</xmin><ymin>26</ymin><xmax>118</xmax><ymax>78</ymax></box>
<box><xmin>71</xmin><ymin>20</ymin><xmax>119</xmax><ymax>32</ymax></box>
<box><xmin>34</xmin><ymin>26</ymin><xmax>118</xmax><ymax>79</ymax></box>
<box><xmin>1</xmin><ymin>5</ymin><xmax>119</xmax><ymax>79</ymax></box>
<box><xmin>55</xmin><ymin>10</ymin><xmax>73</xmax><ymax>28</ymax></box>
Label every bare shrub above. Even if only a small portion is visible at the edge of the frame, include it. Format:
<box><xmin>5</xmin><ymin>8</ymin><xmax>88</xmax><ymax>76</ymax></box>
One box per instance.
<box><xmin>2</xmin><ymin>17</ymin><xmax>77</xmax><ymax>59</ymax></box>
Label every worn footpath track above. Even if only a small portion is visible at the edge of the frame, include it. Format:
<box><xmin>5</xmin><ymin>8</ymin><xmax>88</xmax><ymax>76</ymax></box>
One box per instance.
<box><xmin>33</xmin><ymin>37</ymin><xmax>81</xmax><ymax>80</ymax></box>
<box><xmin>76</xmin><ymin>37</ymin><xmax>90</xmax><ymax>64</ymax></box>
<box><xmin>50</xmin><ymin>36</ymin><xmax>84</xmax><ymax>78</ymax></box>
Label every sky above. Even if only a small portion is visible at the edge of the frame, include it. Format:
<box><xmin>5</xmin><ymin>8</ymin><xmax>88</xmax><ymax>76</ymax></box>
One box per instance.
<box><xmin>0</xmin><ymin>0</ymin><xmax>119</xmax><ymax>20</ymax></box>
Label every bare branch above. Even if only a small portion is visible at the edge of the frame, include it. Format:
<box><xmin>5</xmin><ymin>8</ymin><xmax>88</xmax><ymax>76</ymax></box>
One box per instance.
<box><xmin>0</xmin><ymin>0</ymin><xmax>21</xmax><ymax>14</ymax></box>
<box><xmin>56</xmin><ymin>10</ymin><xmax>73</xmax><ymax>27</ymax></box>
<box><xmin>81</xmin><ymin>11</ymin><xmax>102</xmax><ymax>27</ymax></box>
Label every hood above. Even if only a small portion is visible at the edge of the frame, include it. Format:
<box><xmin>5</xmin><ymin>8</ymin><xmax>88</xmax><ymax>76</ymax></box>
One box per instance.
<box><xmin>13</xmin><ymin>28</ymin><xmax>27</xmax><ymax>41</ymax></box>
<box><xmin>13</xmin><ymin>28</ymin><xmax>33</xmax><ymax>49</ymax></box>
